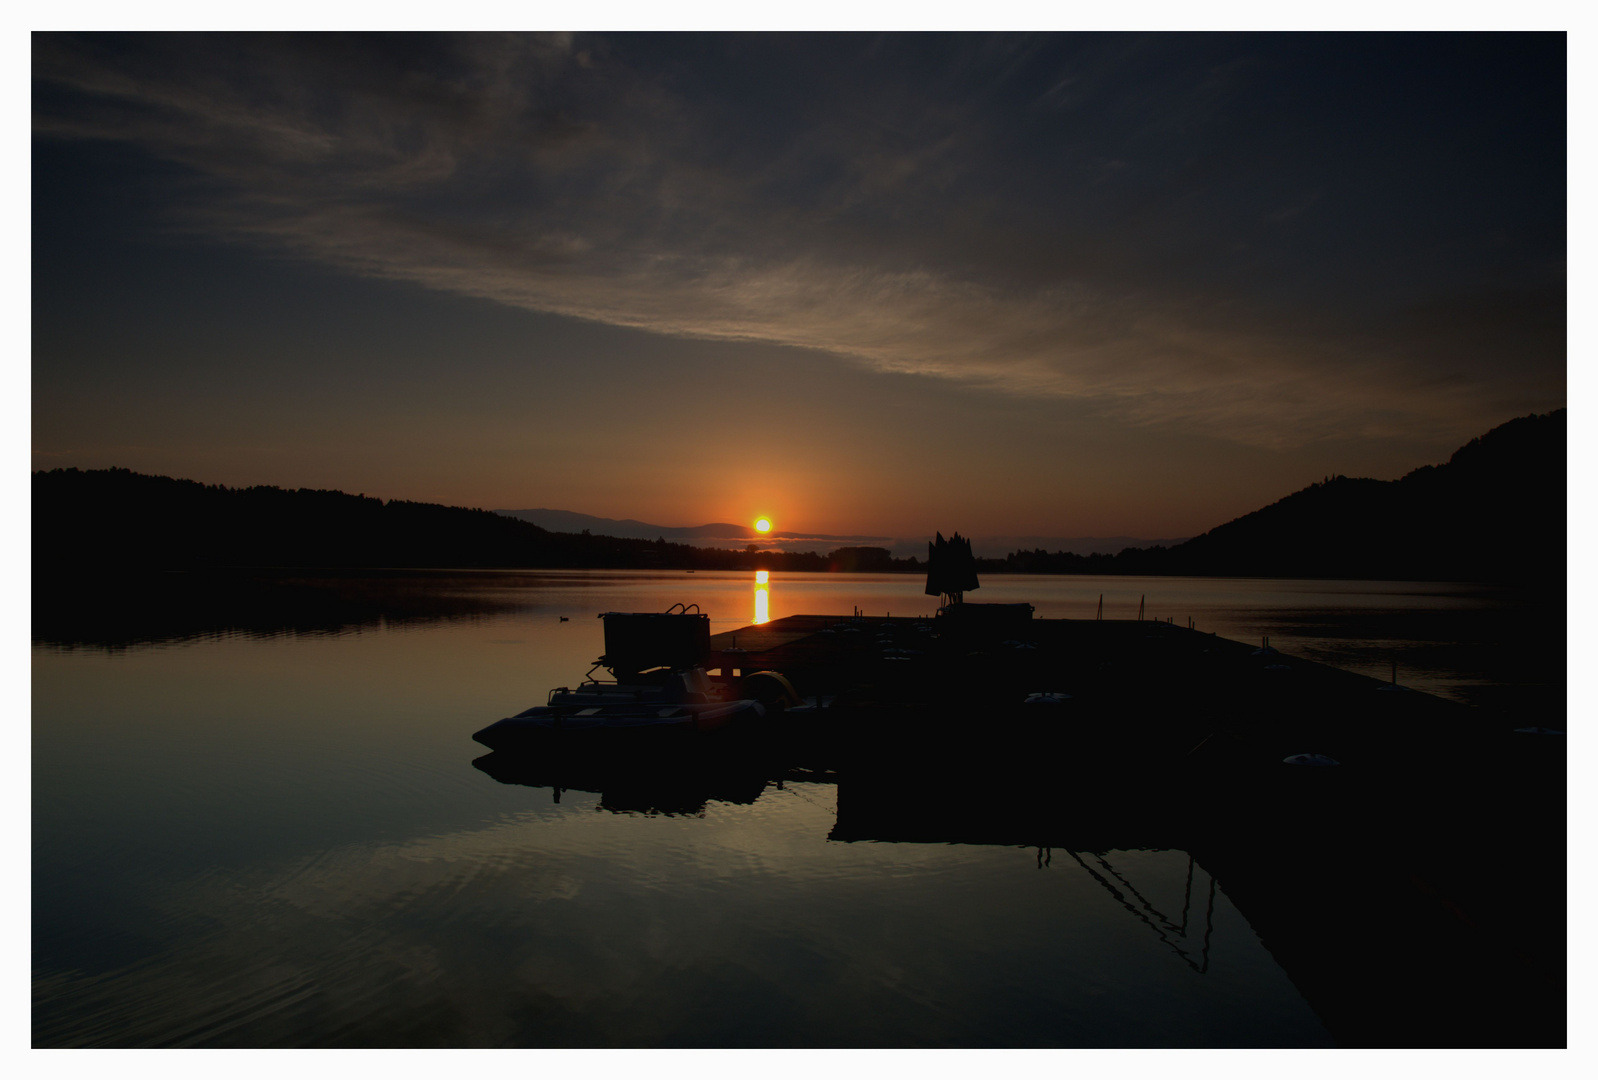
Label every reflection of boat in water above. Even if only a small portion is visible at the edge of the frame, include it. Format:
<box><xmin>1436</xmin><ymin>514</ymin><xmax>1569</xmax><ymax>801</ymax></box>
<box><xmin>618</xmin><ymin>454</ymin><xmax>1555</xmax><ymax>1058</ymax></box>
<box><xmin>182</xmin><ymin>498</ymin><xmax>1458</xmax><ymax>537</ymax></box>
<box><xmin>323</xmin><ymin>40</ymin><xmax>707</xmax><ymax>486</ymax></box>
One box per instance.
<box><xmin>472</xmin><ymin>605</ymin><xmax>768</xmax><ymax>750</ymax></box>
<box><xmin>472</xmin><ymin>748</ymin><xmax>776</xmax><ymax>815</ymax></box>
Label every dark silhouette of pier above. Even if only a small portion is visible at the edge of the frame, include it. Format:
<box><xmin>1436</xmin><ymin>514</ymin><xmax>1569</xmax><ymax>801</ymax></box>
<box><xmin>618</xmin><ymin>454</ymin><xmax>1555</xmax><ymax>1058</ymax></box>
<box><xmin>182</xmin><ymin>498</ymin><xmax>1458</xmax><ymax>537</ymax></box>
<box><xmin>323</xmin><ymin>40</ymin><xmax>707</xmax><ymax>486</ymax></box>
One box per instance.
<box><xmin>509</xmin><ymin>608</ymin><xmax>1559</xmax><ymax>1048</ymax></box>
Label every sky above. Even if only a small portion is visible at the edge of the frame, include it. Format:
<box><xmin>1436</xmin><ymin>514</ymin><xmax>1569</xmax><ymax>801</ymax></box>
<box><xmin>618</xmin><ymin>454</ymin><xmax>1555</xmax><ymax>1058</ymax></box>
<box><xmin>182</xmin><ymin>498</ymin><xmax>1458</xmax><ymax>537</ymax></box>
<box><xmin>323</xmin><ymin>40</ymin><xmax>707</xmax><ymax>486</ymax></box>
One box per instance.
<box><xmin>30</xmin><ymin>32</ymin><xmax>1567</xmax><ymax>540</ymax></box>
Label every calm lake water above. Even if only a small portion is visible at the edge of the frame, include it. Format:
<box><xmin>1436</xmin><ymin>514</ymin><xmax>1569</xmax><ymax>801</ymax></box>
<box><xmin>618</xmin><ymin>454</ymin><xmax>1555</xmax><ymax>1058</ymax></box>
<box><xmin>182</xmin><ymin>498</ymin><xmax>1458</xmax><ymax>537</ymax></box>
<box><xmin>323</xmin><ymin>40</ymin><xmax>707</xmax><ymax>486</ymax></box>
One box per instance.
<box><xmin>33</xmin><ymin>570</ymin><xmax>1557</xmax><ymax>1047</ymax></box>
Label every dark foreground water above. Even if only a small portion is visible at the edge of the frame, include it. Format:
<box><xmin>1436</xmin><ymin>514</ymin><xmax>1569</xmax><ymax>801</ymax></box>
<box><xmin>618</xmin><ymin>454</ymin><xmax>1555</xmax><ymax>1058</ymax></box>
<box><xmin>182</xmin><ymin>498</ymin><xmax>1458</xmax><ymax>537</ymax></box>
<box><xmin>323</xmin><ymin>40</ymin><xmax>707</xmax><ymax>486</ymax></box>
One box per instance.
<box><xmin>33</xmin><ymin>570</ymin><xmax>1557</xmax><ymax>1047</ymax></box>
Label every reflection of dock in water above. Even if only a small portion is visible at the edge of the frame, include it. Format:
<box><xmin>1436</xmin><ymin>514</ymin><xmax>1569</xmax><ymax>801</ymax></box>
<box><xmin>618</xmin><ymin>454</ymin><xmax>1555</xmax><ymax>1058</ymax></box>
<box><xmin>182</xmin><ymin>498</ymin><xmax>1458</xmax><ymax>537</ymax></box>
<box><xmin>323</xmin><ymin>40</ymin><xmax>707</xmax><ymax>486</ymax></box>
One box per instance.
<box><xmin>1065</xmin><ymin>850</ymin><xmax>1217</xmax><ymax>975</ymax></box>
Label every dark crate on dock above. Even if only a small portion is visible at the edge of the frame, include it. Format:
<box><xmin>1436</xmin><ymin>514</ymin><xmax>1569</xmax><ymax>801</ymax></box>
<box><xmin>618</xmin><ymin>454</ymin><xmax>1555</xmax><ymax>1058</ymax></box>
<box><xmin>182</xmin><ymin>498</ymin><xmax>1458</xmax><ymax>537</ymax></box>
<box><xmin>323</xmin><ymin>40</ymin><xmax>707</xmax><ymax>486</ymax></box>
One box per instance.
<box><xmin>935</xmin><ymin>602</ymin><xmax>1035</xmax><ymax>640</ymax></box>
<box><xmin>600</xmin><ymin>611</ymin><xmax>711</xmax><ymax>676</ymax></box>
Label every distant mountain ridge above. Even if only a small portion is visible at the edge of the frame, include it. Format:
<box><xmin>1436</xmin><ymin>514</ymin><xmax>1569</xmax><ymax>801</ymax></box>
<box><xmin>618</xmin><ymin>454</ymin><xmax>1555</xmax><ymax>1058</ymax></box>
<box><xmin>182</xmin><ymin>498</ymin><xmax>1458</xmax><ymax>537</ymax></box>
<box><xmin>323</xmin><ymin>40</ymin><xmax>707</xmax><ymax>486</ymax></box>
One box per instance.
<box><xmin>493</xmin><ymin>507</ymin><xmax>890</xmax><ymax>544</ymax></box>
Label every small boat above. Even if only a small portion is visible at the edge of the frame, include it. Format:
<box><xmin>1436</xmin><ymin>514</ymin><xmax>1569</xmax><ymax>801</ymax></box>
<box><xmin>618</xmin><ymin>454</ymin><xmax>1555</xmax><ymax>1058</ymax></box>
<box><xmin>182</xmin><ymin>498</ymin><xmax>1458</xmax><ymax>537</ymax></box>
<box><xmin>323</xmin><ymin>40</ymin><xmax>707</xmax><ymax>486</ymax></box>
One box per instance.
<box><xmin>472</xmin><ymin>605</ymin><xmax>766</xmax><ymax>750</ymax></box>
<box><xmin>473</xmin><ymin>669</ymin><xmax>766</xmax><ymax>748</ymax></box>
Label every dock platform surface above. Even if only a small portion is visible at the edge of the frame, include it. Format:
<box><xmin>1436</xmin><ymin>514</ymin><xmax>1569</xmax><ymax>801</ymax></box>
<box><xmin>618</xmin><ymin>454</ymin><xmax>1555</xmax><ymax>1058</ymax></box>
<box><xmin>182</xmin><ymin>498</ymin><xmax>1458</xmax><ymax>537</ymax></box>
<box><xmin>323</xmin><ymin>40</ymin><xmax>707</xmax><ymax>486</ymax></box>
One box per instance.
<box><xmin>698</xmin><ymin>611</ymin><xmax>1566</xmax><ymax>1048</ymax></box>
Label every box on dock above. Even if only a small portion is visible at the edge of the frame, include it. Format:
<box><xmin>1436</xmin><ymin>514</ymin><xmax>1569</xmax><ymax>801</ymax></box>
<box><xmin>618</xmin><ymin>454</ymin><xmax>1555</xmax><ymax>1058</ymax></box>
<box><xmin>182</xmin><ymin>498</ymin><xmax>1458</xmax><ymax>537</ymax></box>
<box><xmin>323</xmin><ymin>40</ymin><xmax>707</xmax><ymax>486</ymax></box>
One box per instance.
<box><xmin>599</xmin><ymin>610</ymin><xmax>710</xmax><ymax>677</ymax></box>
<box><xmin>935</xmin><ymin>602</ymin><xmax>1035</xmax><ymax>640</ymax></box>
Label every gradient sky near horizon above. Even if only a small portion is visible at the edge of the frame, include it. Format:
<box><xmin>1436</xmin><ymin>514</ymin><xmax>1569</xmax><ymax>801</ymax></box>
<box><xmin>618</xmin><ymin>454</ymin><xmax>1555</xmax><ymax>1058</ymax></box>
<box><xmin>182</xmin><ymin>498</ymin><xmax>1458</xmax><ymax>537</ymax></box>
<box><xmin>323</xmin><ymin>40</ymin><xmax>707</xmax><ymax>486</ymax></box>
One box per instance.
<box><xmin>32</xmin><ymin>32</ymin><xmax>1566</xmax><ymax>538</ymax></box>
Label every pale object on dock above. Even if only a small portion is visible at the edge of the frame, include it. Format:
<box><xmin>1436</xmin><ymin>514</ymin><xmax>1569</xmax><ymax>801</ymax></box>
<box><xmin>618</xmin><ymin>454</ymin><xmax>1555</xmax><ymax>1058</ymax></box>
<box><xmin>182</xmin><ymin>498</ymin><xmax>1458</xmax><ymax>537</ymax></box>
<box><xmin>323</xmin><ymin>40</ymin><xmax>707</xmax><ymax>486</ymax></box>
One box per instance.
<box><xmin>1283</xmin><ymin>753</ymin><xmax>1341</xmax><ymax>766</ymax></box>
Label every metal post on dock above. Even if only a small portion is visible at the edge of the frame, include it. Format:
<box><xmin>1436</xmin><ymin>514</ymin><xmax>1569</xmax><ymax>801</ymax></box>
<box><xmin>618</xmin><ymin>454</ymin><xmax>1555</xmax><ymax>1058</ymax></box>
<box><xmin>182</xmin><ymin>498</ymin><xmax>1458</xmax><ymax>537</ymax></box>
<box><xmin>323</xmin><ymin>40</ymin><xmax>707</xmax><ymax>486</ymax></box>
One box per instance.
<box><xmin>1096</xmin><ymin>594</ymin><xmax>1103</xmax><ymax>620</ymax></box>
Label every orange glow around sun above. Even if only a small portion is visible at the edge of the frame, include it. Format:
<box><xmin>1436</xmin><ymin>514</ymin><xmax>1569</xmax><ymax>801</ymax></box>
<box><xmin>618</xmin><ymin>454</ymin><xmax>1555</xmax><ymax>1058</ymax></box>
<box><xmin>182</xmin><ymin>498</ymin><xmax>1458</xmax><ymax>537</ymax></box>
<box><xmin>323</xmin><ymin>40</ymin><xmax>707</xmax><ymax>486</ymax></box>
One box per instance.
<box><xmin>754</xmin><ymin>518</ymin><xmax>772</xmax><ymax>533</ymax></box>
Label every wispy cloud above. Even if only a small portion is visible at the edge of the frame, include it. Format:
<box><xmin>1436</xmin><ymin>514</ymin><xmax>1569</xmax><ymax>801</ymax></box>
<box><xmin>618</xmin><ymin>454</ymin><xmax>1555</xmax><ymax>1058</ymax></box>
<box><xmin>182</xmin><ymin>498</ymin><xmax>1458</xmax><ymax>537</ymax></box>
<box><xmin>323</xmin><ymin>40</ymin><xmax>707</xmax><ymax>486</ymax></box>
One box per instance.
<box><xmin>33</xmin><ymin>33</ymin><xmax>1564</xmax><ymax>448</ymax></box>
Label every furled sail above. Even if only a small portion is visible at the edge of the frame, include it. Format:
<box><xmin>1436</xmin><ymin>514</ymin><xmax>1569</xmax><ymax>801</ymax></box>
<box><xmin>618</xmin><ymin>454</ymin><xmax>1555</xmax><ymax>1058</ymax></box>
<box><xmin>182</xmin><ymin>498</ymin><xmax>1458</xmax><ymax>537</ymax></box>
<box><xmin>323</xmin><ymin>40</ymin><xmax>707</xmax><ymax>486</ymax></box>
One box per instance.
<box><xmin>924</xmin><ymin>531</ymin><xmax>980</xmax><ymax>603</ymax></box>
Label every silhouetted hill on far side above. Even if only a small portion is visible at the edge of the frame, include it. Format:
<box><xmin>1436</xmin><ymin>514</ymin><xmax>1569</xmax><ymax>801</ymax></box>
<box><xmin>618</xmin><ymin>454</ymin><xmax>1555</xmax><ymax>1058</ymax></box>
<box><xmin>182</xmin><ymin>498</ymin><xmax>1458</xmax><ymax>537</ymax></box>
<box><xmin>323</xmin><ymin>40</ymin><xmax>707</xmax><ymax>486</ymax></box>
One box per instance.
<box><xmin>1166</xmin><ymin>409</ymin><xmax>1564</xmax><ymax>580</ymax></box>
<box><xmin>997</xmin><ymin>410</ymin><xmax>1564</xmax><ymax>583</ymax></box>
<box><xmin>28</xmin><ymin>470</ymin><xmax>883</xmax><ymax>574</ymax></box>
<box><xmin>31</xmin><ymin>470</ymin><xmax>630</xmax><ymax>571</ymax></box>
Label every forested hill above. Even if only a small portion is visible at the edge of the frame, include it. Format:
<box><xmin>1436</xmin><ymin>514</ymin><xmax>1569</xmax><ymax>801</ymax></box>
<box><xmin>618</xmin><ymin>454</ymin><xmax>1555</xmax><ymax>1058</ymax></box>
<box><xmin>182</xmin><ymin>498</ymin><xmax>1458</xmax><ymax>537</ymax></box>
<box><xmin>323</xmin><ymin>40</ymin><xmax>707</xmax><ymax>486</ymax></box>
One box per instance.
<box><xmin>31</xmin><ymin>469</ymin><xmax>737</xmax><ymax>572</ymax></box>
<box><xmin>31</xmin><ymin>469</ymin><xmax>594</xmax><ymax>570</ymax></box>
<box><xmin>30</xmin><ymin>469</ymin><xmax>925</xmax><ymax>574</ymax></box>
<box><xmin>999</xmin><ymin>410</ymin><xmax>1566</xmax><ymax>582</ymax></box>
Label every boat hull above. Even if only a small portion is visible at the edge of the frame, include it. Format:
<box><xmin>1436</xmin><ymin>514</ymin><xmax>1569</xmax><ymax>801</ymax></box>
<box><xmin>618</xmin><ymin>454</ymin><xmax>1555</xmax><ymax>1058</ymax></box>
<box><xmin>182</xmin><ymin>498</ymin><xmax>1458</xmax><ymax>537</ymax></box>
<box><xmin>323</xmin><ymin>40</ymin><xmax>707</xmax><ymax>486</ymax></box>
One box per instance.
<box><xmin>471</xmin><ymin>698</ymin><xmax>766</xmax><ymax>751</ymax></box>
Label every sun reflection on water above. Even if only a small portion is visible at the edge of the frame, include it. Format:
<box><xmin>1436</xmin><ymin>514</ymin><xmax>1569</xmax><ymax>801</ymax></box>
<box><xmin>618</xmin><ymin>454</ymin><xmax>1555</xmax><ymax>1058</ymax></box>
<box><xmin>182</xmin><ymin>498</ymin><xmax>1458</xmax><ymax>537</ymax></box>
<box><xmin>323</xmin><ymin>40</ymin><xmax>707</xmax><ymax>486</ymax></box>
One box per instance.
<box><xmin>754</xmin><ymin>571</ymin><xmax>770</xmax><ymax>624</ymax></box>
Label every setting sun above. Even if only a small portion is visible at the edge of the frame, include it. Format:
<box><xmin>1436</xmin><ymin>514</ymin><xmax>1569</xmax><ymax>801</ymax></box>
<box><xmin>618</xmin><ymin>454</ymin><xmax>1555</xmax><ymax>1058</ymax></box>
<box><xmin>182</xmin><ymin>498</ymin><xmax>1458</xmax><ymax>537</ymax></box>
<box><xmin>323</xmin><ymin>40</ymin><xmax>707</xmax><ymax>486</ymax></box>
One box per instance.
<box><xmin>754</xmin><ymin>518</ymin><xmax>771</xmax><ymax>533</ymax></box>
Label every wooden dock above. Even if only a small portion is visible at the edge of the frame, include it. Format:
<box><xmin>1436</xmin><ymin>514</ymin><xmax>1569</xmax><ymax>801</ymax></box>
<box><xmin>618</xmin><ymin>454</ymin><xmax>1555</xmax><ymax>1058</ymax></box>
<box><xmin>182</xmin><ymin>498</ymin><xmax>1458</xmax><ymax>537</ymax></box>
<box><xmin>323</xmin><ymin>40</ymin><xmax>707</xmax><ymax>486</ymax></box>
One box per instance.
<box><xmin>700</xmin><ymin>610</ymin><xmax>1566</xmax><ymax>1047</ymax></box>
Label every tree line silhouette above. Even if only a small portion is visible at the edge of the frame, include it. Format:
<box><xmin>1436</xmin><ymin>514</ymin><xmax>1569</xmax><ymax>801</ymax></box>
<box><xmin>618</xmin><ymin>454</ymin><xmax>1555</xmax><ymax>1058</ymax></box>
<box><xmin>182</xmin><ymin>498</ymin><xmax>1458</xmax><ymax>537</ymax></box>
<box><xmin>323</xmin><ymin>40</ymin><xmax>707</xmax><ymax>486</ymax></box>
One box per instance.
<box><xmin>30</xmin><ymin>468</ymin><xmax>924</xmax><ymax>574</ymax></box>
<box><xmin>33</xmin><ymin>409</ymin><xmax>1561</xmax><ymax>584</ymax></box>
